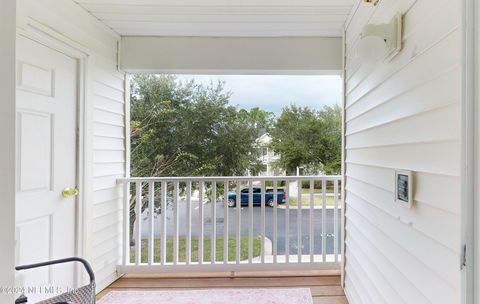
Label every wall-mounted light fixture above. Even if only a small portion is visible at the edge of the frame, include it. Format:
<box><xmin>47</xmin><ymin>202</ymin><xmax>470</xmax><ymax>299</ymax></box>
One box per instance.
<box><xmin>364</xmin><ymin>0</ymin><xmax>379</xmax><ymax>5</ymax></box>
<box><xmin>359</xmin><ymin>13</ymin><xmax>403</xmax><ymax>62</ymax></box>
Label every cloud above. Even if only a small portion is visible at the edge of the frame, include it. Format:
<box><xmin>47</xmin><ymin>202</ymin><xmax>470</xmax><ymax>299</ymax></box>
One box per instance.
<box><xmin>176</xmin><ymin>74</ymin><xmax>342</xmax><ymax>115</ymax></box>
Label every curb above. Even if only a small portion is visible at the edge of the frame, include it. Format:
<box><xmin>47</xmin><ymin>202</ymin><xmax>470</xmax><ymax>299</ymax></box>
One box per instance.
<box><xmin>277</xmin><ymin>205</ymin><xmax>341</xmax><ymax>210</ymax></box>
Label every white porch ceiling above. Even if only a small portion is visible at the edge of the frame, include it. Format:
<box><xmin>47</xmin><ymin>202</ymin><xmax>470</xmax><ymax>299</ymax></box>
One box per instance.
<box><xmin>74</xmin><ymin>0</ymin><xmax>354</xmax><ymax>37</ymax></box>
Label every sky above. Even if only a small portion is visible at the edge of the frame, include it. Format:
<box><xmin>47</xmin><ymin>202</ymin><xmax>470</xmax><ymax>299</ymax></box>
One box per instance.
<box><xmin>176</xmin><ymin>75</ymin><xmax>342</xmax><ymax>116</ymax></box>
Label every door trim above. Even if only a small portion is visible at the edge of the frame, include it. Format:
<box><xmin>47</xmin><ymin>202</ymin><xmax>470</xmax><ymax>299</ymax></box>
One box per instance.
<box><xmin>472</xmin><ymin>0</ymin><xmax>480</xmax><ymax>303</ymax></box>
<box><xmin>17</xmin><ymin>18</ymin><xmax>94</xmax><ymax>285</ymax></box>
<box><xmin>462</xmin><ymin>0</ymin><xmax>475</xmax><ymax>303</ymax></box>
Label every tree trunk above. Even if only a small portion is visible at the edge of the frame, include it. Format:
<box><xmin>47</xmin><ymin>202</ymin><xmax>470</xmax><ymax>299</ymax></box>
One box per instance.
<box><xmin>129</xmin><ymin>194</ymin><xmax>136</xmax><ymax>246</ymax></box>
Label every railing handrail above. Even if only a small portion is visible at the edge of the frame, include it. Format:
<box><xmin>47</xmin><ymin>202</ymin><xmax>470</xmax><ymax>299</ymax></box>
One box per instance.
<box><xmin>117</xmin><ymin>175</ymin><xmax>342</xmax><ymax>183</ymax></box>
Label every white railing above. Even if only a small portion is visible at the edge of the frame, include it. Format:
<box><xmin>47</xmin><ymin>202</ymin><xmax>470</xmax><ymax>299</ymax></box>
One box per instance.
<box><xmin>117</xmin><ymin>175</ymin><xmax>342</xmax><ymax>273</ymax></box>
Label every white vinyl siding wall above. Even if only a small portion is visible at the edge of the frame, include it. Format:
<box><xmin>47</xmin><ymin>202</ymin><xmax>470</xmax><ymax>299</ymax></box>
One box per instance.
<box><xmin>344</xmin><ymin>0</ymin><xmax>462</xmax><ymax>303</ymax></box>
<box><xmin>18</xmin><ymin>0</ymin><xmax>126</xmax><ymax>293</ymax></box>
<box><xmin>91</xmin><ymin>61</ymin><xmax>126</xmax><ymax>291</ymax></box>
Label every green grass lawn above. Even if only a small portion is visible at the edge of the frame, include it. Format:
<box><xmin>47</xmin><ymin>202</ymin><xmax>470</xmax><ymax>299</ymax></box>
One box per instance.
<box><xmin>130</xmin><ymin>236</ymin><xmax>261</xmax><ymax>263</ymax></box>
<box><xmin>300</xmin><ymin>188</ymin><xmax>324</xmax><ymax>195</ymax></box>
<box><xmin>284</xmin><ymin>194</ymin><xmax>340</xmax><ymax>208</ymax></box>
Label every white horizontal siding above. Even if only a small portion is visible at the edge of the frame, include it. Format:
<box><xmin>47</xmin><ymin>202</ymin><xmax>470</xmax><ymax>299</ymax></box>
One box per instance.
<box><xmin>347</xmin><ymin>29</ymin><xmax>460</xmax><ymax>114</ymax></box>
<box><xmin>346</xmin><ymin>104</ymin><xmax>460</xmax><ymax>149</ymax></box>
<box><xmin>347</xmin><ymin>190</ymin><xmax>460</xmax><ymax>284</ymax></box>
<box><xmin>346</xmin><ymin>163</ymin><xmax>460</xmax><ymax>214</ymax></box>
<box><xmin>346</xmin><ymin>141</ymin><xmax>460</xmax><ymax>176</ymax></box>
<box><xmin>91</xmin><ymin>72</ymin><xmax>125</xmax><ymax>295</ymax></box>
<box><xmin>91</xmin><ymin>230</ymin><xmax>123</xmax><ymax>260</ymax></box>
<box><xmin>94</xmin><ymin>136</ymin><xmax>125</xmax><ymax>151</ymax></box>
<box><xmin>89</xmin><ymin>33</ymin><xmax>126</xmax><ymax>296</ymax></box>
<box><xmin>93</xmin><ymin>162</ymin><xmax>125</xmax><ymax>177</ymax></box>
<box><xmin>93</xmin><ymin>187</ymin><xmax>123</xmax><ymax>205</ymax></box>
<box><xmin>346</xmin><ymin>236</ymin><xmax>405</xmax><ymax>304</ymax></box>
<box><xmin>94</xmin><ymin>150</ymin><xmax>125</xmax><ymax>164</ymax></box>
<box><xmin>93</xmin><ymin>175</ymin><xmax>123</xmax><ymax>192</ymax></box>
<box><xmin>91</xmin><ymin>223</ymin><xmax>123</xmax><ymax>248</ymax></box>
<box><xmin>94</xmin><ymin>123</ymin><xmax>125</xmax><ymax>139</ymax></box>
<box><xmin>343</xmin><ymin>0</ymin><xmax>462</xmax><ymax>303</ymax></box>
<box><xmin>92</xmin><ymin>258</ymin><xmax>122</xmax><ymax>294</ymax></box>
<box><xmin>94</xmin><ymin>109</ymin><xmax>125</xmax><ymax>127</ymax></box>
<box><xmin>18</xmin><ymin>0</ymin><xmax>125</xmax><ymax>294</ymax></box>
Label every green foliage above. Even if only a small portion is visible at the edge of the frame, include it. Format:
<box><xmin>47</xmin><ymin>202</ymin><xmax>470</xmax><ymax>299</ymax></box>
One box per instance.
<box><xmin>318</xmin><ymin>104</ymin><xmax>342</xmax><ymax>174</ymax></box>
<box><xmin>269</xmin><ymin>104</ymin><xmax>342</xmax><ymax>175</ymax></box>
<box><xmin>130</xmin><ymin>74</ymin><xmax>274</xmax><ymax>177</ymax></box>
<box><xmin>238</xmin><ymin>107</ymin><xmax>275</xmax><ymax>132</ymax></box>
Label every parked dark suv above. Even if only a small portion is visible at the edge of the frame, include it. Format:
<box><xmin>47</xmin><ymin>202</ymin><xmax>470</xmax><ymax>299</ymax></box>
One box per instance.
<box><xmin>227</xmin><ymin>186</ymin><xmax>286</xmax><ymax>207</ymax></box>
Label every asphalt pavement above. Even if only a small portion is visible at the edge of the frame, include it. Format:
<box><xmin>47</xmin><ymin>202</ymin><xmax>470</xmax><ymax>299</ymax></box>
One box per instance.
<box><xmin>139</xmin><ymin>199</ymin><xmax>342</xmax><ymax>255</ymax></box>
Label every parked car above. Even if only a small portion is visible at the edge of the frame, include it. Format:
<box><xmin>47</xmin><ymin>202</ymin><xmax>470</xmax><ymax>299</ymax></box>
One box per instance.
<box><xmin>227</xmin><ymin>186</ymin><xmax>286</xmax><ymax>207</ymax></box>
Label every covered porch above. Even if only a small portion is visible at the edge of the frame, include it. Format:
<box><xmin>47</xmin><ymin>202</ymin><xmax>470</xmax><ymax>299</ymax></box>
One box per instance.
<box><xmin>1</xmin><ymin>0</ymin><xmax>475</xmax><ymax>304</ymax></box>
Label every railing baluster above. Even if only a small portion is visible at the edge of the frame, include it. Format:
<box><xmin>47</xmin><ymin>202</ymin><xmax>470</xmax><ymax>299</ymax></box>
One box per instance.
<box><xmin>211</xmin><ymin>181</ymin><xmax>217</xmax><ymax>264</ymax></box>
<box><xmin>341</xmin><ymin>176</ymin><xmax>345</xmax><ymax>266</ymax></box>
<box><xmin>135</xmin><ymin>181</ymin><xmax>142</xmax><ymax>265</ymax></box>
<box><xmin>285</xmin><ymin>180</ymin><xmax>290</xmax><ymax>263</ymax></box>
<box><xmin>173</xmin><ymin>181</ymin><xmax>179</xmax><ymax>265</ymax></box>
<box><xmin>334</xmin><ymin>178</ymin><xmax>339</xmax><ymax>262</ymax></box>
<box><xmin>273</xmin><ymin>180</ymin><xmax>278</xmax><ymax>264</ymax></box>
<box><xmin>160</xmin><ymin>181</ymin><xmax>167</xmax><ymax>265</ymax></box>
<box><xmin>260</xmin><ymin>180</ymin><xmax>266</xmax><ymax>264</ymax></box>
<box><xmin>248</xmin><ymin>180</ymin><xmax>253</xmax><ymax>263</ymax></box>
<box><xmin>309</xmin><ymin>179</ymin><xmax>314</xmax><ymax>263</ymax></box>
<box><xmin>199</xmin><ymin>181</ymin><xmax>204</xmax><ymax>264</ymax></box>
<box><xmin>322</xmin><ymin>179</ymin><xmax>327</xmax><ymax>262</ymax></box>
<box><xmin>236</xmin><ymin>180</ymin><xmax>241</xmax><ymax>264</ymax></box>
<box><xmin>148</xmin><ymin>181</ymin><xmax>155</xmax><ymax>265</ymax></box>
<box><xmin>223</xmin><ymin>181</ymin><xmax>229</xmax><ymax>264</ymax></box>
<box><xmin>297</xmin><ymin>179</ymin><xmax>302</xmax><ymax>263</ymax></box>
<box><xmin>186</xmin><ymin>181</ymin><xmax>192</xmax><ymax>264</ymax></box>
<box><xmin>122</xmin><ymin>181</ymin><xmax>130</xmax><ymax>265</ymax></box>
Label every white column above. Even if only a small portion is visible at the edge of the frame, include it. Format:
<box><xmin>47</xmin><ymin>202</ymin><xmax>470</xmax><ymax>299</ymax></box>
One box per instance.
<box><xmin>0</xmin><ymin>0</ymin><xmax>16</xmax><ymax>301</ymax></box>
<box><xmin>473</xmin><ymin>0</ymin><xmax>480</xmax><ymax>302</ymax></box>
<box><xmin>475</xmin><ymin>0</ymin><xmax>480</xmax><ymax>301</ymax></box>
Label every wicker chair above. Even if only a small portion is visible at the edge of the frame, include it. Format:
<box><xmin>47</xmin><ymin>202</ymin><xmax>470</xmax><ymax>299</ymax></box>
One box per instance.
<box><xmin>15</xmin><ymin>257</ymin><xmax>95</xmax><ymax>304</ymax></box>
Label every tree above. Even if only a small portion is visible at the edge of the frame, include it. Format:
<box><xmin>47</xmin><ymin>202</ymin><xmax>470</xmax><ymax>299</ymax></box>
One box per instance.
<box><xmin>130</xmin><ymin>74</ymin><xmax>266</xmax><ymax>177</ymax></box>
<box><xmin>238</xmin><ymin>107</ymin><xmax>275</xmax><ymax>132</ymax></box>
<box><xmin>128</xmin><ymin>74</ymin><xmax>272</xmax><ymax>243</ymax></box>
<box><xmin>317</xmin><ymin>104</ymin><xmax>342</xmax><ymax>174</ymax></box>
<box><xmin>268</xmin><ymin>104</ymin><xmax>341</xmax><ymax>175</ymax></box>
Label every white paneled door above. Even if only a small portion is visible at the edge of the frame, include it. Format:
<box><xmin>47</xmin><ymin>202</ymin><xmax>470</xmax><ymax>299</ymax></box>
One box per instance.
<box><xmin>15</xmin><ymin>36</ymin><xmax>78</xmax><ymax>302</ymax></box>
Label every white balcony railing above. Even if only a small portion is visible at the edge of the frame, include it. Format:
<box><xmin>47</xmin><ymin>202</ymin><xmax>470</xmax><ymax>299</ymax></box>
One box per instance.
<box><xmin>117</xmin><ymin>175</ymin><xmax>342</xmax><ymax>273</ymax></box>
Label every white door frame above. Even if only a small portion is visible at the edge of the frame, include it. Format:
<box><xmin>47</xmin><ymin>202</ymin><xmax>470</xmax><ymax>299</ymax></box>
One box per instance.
<box><xmin>462</xmin><ymin>0</ymin><xmax>475</xmax><ymax>303</ymax></box>
<box><xmin>1</xmin><ymin>1</ymin><xmax>17</xmax><ymax>301</ymax></box>
<box><xmin>16</xmin><ymin>18</ymin><xmax>94</xmax><ymax>285</ymax></box>
<box><xmin>471</xmin><ymin>1</ymin><xmax>480</xmax><ymax>303</ymax></box>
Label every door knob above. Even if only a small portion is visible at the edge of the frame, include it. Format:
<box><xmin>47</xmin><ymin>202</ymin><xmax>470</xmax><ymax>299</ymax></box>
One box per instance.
<box><xmin>62</xmin><ymin>187</ymin><xmax>79</xmax><ymax>198</ymax></box>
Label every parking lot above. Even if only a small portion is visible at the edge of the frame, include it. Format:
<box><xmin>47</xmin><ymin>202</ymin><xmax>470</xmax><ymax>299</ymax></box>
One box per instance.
<box><xmin>139</xmin><ymin>199</ymin><xmax>342</xmax><ymax>255</ymax></box>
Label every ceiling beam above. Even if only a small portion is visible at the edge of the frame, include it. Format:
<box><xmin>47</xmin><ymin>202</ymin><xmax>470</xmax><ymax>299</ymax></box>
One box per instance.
<box><xmin>120</xmin><ymin>36</ymin><xmax>343</xmax><ymax>74</ymax></box>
